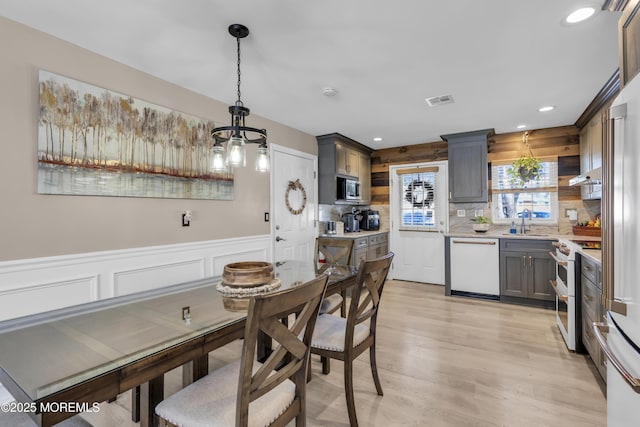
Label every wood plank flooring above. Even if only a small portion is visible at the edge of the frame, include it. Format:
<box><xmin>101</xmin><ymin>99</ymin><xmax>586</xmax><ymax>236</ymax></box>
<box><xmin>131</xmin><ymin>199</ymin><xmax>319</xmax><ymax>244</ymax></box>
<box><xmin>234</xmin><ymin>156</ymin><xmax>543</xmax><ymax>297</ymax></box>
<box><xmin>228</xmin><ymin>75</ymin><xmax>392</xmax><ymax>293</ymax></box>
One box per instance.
<box><xmin>81</xmin><ymin>280</ymin><xmax>606</xmax><ymax>427</ymax></box>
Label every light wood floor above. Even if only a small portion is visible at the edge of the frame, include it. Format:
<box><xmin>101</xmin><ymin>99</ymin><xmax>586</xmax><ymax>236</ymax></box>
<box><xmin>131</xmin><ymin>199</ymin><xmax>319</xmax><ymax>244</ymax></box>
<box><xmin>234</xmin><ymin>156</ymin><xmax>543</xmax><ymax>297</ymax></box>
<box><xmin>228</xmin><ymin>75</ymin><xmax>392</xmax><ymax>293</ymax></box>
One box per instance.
<box><xmin>81</xmin><ymin>281</ymin><xmax>606</xmax><ymax>427</ymax></box>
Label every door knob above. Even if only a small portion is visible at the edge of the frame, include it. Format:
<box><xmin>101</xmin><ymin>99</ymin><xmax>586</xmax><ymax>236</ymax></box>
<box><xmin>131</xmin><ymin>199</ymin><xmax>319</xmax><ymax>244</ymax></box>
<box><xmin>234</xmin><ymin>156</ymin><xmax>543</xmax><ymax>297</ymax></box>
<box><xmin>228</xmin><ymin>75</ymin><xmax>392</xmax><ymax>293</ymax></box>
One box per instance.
<box><xmin>276</xmin><ymin>236</ymin><xmax>286</xmax><ymax>242</ymax></box>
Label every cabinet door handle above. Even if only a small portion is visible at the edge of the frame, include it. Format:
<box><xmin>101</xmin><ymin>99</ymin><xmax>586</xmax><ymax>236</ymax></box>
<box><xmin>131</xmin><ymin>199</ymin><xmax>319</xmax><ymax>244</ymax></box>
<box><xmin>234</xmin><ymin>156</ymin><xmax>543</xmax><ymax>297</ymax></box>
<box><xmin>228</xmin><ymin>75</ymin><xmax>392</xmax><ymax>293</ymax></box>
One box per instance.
<box><xmin>529</xmin><ymin>255</ymin><xmax>533</xmax><ymax>268</ymax></box>
<box><xmin>451</xmin><ymin>240</ymin><xmax>496</xmax><ymax>245</ymax></box>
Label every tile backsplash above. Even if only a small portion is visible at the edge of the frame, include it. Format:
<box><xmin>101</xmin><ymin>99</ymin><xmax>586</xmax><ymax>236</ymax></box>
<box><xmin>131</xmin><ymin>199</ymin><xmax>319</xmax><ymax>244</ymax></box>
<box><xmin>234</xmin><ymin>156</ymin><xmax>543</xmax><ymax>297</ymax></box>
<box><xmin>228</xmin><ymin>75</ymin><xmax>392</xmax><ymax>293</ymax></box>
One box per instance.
<box><xmin>448</xmin><ymin>199</ymin><xmax>601</xmax><ymax>235</ymax></box>
<box><xmin>318</xmin><ymin>204</ymin><xmax>390</xmax><ymax>235</ymax></box>
<box><xmin>319</xmin><ymin>198</ymin><xmax>599</xmax><ymax>237</ymax></box>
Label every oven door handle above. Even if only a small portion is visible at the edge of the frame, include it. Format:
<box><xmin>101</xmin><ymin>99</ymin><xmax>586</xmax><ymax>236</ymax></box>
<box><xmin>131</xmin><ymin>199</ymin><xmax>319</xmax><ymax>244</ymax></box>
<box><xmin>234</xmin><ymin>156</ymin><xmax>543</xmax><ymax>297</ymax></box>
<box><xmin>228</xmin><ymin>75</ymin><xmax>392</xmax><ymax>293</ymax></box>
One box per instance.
<box><xmin>548</xmin><ymin>251</ymin><xmax>568</xmax><ymax>267</ymax></box>
<box><xmin>549</xmin><ymin>279</ymin><xmax>568</xmax><ymax>301</ymax></box>
<box><xmin>593</xmin><ymin>322</ymin><xmax>640</xmax><ymax>394</ymax></box>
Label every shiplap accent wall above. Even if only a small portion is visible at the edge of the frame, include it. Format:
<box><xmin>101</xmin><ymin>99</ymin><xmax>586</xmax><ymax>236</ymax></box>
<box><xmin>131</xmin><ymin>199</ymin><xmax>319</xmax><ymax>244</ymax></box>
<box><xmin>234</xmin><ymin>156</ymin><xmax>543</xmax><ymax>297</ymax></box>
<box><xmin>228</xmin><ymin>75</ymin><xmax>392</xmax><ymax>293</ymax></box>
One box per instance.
<box><xmin>370</xmin><ymin>125</ymin><xmax>581</xmax><ymax>204</ymax></box>
<box><xmin>0</xmin><ymin>235</ymin><xmax>271</xmax><ymax>322</ymax></box>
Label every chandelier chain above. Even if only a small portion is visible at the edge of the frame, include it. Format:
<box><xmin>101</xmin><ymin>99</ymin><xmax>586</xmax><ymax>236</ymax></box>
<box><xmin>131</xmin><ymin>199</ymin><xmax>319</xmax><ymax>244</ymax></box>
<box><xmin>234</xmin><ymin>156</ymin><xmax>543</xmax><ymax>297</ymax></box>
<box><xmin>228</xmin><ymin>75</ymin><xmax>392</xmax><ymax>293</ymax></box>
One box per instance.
<box><xmin>236</xmin><ymin>35</ymin><xmax>242</xmax><ymax>105</ymax></box>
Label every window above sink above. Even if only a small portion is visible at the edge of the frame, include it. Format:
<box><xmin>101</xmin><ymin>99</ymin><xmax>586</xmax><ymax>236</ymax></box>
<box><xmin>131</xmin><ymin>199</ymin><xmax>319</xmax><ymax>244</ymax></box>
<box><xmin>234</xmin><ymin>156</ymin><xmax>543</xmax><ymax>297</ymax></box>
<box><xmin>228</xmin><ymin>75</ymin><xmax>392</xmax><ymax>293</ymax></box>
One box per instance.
<box><xmin>491</xmin><ymin>158</ymin><xmax>559</xmax><ymax>225</ymax></box>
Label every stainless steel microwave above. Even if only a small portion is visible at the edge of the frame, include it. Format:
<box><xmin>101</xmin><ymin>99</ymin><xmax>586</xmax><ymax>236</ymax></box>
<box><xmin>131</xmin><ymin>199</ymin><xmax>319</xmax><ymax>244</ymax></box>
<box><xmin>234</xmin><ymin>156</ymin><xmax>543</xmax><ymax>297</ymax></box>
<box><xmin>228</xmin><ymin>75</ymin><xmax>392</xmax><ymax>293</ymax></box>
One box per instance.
<box><xmin>336</xmin><ymin>177</ymin><xmax>360</xmax><ymax>201</ymax></box>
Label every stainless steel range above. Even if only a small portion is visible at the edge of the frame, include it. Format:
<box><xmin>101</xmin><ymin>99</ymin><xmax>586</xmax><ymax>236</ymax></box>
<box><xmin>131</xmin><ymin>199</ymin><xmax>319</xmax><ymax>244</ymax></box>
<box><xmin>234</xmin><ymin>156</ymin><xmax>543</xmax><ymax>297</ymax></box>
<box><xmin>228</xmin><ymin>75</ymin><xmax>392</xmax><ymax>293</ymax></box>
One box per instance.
<box><xmin>549</xmin><ymin>239</ymin><xmax>581</xmax><ymax>351</ymax></box>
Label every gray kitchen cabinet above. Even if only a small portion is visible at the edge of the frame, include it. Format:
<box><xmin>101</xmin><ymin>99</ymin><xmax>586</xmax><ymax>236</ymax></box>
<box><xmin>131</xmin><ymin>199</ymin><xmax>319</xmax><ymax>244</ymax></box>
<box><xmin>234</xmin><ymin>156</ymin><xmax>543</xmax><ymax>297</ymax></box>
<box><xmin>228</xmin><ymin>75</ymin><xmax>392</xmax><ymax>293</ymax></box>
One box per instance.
<box><xmin>358</xmin><ymin>151</ymin><xmax>371</xmax><ymax>203</ymax></box>
<box><xmin>579</xmin><ymin>113</ymin><xmax>603</xmax><ymax>200</ymax></box>
<box><xmin>580</xmin><ymin>254</ymin><xmax>606</xmax><ymax>382</ymax></box>
<box><xmin>367</xmin><ymin>233</ymin><xmax>388</xmax><ymax>260</ymax></box>
<box><xmin>499</xmin><ymin>239</ymin><xmax>555</xmax><ymax>306</ymax></box>
<box><xmin>336</xmin><ymin>143</ymin><xmax>359</xmax><ymax>177</ymax></box>
<box><xmin>441</xmin><ymin>129</ymin><xmax>493</xmax><ymax>203</ymax></box>
<box><xmin>352</xmin><ymin>236</ymin><xmax>369</xmax><ymax>267</ymax></box>
<box><xmin>317</xmin><ymin>133</ymin><xmax>372</xmax><ymax>205</ymax></box>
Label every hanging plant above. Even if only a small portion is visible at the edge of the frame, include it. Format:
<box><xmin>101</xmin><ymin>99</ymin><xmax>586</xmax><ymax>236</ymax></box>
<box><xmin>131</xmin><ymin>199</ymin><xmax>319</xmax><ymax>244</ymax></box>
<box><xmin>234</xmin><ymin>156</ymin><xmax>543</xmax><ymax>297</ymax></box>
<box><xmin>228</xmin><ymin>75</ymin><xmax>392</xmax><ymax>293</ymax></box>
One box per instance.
<box><xmin>506</xmin><ymin>131</ymin><xmax>541</xmax><ymax>187</ymax></box>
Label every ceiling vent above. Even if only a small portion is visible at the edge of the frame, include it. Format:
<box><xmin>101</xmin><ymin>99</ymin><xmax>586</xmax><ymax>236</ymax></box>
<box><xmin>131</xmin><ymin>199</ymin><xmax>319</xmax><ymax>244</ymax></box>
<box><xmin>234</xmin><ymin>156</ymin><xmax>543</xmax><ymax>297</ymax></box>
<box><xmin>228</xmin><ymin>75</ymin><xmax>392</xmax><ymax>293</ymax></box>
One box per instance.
<box><xmin>426</xmin><ymin>94</ymin><xmax>454</xmax><ymax>107</ymax></box>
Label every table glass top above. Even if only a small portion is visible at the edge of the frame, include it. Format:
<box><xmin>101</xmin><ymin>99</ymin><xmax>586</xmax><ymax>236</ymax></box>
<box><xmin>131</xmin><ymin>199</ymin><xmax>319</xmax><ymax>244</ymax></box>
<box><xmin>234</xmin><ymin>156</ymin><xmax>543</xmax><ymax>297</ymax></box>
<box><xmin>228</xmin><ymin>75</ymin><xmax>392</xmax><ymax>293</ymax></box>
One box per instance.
<box><xmin>0</xmin><ymin>261</ymin><xmax>355</xmax><ymax>400</ymax></box>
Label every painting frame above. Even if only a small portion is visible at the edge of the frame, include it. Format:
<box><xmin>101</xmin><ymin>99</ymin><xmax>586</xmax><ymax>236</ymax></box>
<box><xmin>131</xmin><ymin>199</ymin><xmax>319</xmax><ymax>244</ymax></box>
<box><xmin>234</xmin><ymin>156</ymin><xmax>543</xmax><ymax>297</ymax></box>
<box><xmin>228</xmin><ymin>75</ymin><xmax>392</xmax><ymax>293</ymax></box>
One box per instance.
<box><xmin>37</xmin><ymin>70</ymin><xmax>234</xmax><ymax>200</ymax></box>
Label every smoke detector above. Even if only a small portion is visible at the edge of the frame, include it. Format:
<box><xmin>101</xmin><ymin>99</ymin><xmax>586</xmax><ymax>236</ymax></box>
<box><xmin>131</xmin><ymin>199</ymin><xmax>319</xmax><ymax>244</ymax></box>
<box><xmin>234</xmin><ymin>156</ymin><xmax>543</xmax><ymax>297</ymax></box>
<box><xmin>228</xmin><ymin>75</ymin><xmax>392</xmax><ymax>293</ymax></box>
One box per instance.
<box><xmin>322</xmin><ymin>87</ymin><xmax>338</xmax><ymax>97</ymax></box>
<box><xmin>425</xmin><ymin>94</ymin><xmax>454</xmax><ymax>107</ymax></box>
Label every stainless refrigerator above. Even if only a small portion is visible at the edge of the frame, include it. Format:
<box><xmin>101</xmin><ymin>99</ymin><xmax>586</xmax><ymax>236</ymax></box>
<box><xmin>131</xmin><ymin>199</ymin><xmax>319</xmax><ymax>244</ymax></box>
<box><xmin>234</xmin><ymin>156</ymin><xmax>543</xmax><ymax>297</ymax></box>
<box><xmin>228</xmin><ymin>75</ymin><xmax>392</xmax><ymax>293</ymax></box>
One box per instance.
<box><xmin>595</xmin><ymin>70</ymin><xmax>640</xmax><ymax>426</ymax></box>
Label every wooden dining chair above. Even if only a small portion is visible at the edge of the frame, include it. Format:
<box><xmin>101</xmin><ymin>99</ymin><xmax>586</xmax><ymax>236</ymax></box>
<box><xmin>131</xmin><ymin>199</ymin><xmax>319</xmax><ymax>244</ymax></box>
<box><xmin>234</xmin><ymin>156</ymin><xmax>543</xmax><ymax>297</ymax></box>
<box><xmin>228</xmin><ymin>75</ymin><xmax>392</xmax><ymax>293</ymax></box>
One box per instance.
<box><xmin>314</xmin><ymin>237</ymin><xmax>354</xmax><ymax>315</ymax></box>
<box><xmin>155</xmin><ymin>274</ymin><xmax>329</xmax><ymax>427</ymax></box>
<box><xmin>309</xmin><ymin>252</ymin><xmax>394</xmax><ymax>427</ymax></box>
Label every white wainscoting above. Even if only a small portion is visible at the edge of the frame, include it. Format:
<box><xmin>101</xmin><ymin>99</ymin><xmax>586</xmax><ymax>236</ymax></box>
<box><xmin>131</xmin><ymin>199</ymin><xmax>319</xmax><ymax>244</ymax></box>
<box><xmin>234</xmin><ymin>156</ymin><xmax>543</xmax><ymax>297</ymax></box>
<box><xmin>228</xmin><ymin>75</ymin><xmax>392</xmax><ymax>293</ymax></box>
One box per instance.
<box><xmin>0</xmin><ymin>235</ymin><xmax>271</xmax><ymax>322</ymax></box>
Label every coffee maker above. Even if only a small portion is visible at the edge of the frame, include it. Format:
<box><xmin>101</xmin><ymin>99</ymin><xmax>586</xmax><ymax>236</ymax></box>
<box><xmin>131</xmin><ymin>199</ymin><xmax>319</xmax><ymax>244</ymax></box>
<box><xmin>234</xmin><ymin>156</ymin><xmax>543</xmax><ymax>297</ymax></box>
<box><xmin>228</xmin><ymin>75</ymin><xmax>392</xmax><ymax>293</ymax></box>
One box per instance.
<box><xmin>361</xmin><ymin>210</ymin><xmax>380</xmax><ymax>231</ymax></box>
<box><xmin>341</xmin><ymin>213</ymin><xmax>360</xmax><ymax>232</ymax></box>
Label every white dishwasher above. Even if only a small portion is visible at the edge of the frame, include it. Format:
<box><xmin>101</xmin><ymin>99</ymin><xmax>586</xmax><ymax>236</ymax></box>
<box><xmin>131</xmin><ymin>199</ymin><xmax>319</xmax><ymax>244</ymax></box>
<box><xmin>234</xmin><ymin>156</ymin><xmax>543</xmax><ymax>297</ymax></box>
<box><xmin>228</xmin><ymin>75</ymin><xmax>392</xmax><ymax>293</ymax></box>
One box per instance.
<box><xmin>450</xmin><ymin>237</ymin><xmax>500</xmax><ymax>296</ymax></box>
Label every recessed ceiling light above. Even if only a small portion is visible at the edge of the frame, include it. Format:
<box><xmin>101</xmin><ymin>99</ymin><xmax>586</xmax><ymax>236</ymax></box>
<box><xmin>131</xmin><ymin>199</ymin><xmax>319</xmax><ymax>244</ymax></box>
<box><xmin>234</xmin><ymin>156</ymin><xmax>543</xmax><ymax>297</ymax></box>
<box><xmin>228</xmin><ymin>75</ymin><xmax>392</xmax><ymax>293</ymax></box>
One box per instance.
<box><xmin>517</xmin><ymin>124</ymin><xmax>527</xmax><ymax>129</ymax></box>
<box><xmin>373</xmin><ymin>137</ymin><xmax>383</xmax><ymax>142</ymax></box>
<box><xmin>538</xmin><ymin>106</ymin><xmax>555</xmax><ymax>112</ymax></box>
<box><xmin>322</xmin><ymin>87</ymin><xmax>338</xmax><ymax>97</ymax></box>
<box><xmin>566</xmin><ymin>7</ymin><xmax>596</xmax><ymax>24</ymax></box>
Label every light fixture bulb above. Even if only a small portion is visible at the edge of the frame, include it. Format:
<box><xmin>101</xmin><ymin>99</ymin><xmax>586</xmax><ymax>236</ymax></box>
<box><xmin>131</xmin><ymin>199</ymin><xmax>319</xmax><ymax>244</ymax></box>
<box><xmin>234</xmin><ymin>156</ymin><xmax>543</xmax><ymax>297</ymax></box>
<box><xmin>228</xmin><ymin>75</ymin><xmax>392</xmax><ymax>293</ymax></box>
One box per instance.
<box><xmin>211</xmin><ymin>144</ymin><xmax>226</xmax><ymax>172</ymax></box>
<box><xmin>226</xmin><ymin>136</ymin><xmax>246</xmax><ymax>167</ymax></box>
<box><xmin>538</xmin><ymin>106</ymin><xmax>555</xmax><ymax>112</ymax></box>
<box><xmin>255</xmin><ymin>145</ymin><xmax>270</xmax><ymax>172</ymax></box>
<box><xmin>566</xmin><ymin>7</ymin><xmax>595</xmax><ymax>24</ymax></box>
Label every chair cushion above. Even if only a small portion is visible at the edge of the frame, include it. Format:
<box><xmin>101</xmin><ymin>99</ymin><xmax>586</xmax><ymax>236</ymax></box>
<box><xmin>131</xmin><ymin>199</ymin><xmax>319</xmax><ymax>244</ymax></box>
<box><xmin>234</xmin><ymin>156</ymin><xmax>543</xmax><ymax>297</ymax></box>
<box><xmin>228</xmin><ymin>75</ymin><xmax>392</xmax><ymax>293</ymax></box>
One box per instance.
<box><xmin>311</xmin><ymin>314</ymin><xmax>370</xmax><ymax>352</ymax></box>
<box><xmin>155</xmin><ymin>360</ymin><xmax>295</xmax><ymax>427</ymax></box>
<box><xmin>0</xmin><ymin>410</ymin><xmax>92</xmax><ymax>427</ymax></box>
<box><xmin>319</xmin><ymin>294</ymin><xmax>343</xmax><ymax>314</ymax></box>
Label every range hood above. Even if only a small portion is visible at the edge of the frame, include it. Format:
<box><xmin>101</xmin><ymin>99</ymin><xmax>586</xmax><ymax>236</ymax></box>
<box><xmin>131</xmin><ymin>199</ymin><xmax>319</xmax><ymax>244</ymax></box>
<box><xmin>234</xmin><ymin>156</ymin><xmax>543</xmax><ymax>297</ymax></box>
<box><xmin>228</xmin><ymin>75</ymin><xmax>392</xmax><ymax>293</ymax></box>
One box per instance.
<box><xmin>569</xmin><ymin>166</ymin><xmax>602</xmax><ymax>186</ymax></box>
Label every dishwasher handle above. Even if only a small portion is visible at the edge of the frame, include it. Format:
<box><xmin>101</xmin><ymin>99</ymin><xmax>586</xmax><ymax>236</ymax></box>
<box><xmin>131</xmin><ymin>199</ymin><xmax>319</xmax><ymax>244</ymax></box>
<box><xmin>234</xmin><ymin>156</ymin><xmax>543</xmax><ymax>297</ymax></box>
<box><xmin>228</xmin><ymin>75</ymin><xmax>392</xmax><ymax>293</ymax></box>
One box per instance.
<box><xmin>451</xmin><ymin>240</ymin><xmax>496</xmax><ymax>245</ymax></box>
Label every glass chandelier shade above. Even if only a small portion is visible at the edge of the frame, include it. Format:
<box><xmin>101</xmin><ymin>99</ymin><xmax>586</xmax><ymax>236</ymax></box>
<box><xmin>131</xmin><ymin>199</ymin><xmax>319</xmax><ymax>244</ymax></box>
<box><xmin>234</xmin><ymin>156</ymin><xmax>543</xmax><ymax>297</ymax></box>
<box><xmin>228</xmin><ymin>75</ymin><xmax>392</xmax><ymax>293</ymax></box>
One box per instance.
<box><xmin>210</xmin><ymin>24</ymin><xmax>269</xmax><ymax>173</ymax></box>
<box><xmin>226</xmin><ymin>135</ymin><xmax>246</xmax><ymax>167</ymax></box>
<box><xmin>255</xmin><ymin>144</ymin><xmax>270</xmax><ymax>172</ymax></box>
<box><xmin>211</xmin><ymin>143</ymin><xmax>226</xmax><ymax>172</ymax></box>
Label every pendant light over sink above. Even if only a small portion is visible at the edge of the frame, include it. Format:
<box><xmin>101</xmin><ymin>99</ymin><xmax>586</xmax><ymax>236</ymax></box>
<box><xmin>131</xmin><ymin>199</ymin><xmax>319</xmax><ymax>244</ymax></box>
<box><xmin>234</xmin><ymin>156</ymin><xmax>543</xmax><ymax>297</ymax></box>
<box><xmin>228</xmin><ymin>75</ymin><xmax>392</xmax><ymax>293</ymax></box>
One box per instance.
<box><xmin>211</xmin><ymin>24</ymin><xmax>270</xmax><ymax>173</ymax></box>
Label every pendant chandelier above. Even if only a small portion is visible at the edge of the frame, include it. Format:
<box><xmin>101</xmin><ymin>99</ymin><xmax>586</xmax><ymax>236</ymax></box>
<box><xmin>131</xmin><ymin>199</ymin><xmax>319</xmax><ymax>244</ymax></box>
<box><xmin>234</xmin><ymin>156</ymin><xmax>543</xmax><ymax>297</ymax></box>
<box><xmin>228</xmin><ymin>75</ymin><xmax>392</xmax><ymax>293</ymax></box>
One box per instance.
<box><xmin>211</xmin><ymin>24</ymin><xmax>269</xmax><ymax>173</ymax></box>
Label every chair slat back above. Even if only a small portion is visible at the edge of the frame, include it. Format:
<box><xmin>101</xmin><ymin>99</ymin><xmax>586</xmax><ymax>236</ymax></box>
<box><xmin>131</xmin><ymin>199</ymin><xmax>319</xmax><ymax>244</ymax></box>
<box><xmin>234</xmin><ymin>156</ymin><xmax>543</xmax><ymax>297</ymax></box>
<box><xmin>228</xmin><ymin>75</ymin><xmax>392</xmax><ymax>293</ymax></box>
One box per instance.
<box><xmin>346</xmin><ymin>253</ymin><xmax>394</xmax><ymax>339</ymax></box>
<box><xmin>236</xmin><ymin>274</ymin><xmax>328</xmax><ymax>426</ymax></box>
<box><xmin>314</xmin><ymin>237</ymin><xmax>354</xmax><ymax>274</ymax></box>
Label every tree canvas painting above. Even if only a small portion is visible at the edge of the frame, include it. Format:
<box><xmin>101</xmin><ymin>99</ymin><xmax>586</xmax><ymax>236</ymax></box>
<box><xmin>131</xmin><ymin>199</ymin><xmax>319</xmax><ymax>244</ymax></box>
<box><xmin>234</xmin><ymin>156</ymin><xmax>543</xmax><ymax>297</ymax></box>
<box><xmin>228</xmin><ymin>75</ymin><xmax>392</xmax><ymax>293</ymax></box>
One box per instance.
<box><xmin>38</xmin><ymin>70</ymin><xmax>233</xmax><ymax>200</ymax></box>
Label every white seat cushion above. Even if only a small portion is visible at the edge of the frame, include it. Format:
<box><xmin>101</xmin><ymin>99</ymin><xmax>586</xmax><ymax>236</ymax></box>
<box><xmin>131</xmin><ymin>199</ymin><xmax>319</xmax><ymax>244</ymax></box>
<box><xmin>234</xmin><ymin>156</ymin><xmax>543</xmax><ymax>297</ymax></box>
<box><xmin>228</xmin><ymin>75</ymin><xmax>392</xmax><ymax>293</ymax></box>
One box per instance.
<box><xmin>311</xmin><ymin>314</ymin><xmax>370</xmax><ymax>352</ymax></box>
<box><xmin>155</xmin><ymin>360</ymin><xmax>295</xmax><ymax>427</ymax></box>
<box><xmin>319</xmin><ymin>294</ymin><xmax>343</xmax><ymax>314</ymax></box>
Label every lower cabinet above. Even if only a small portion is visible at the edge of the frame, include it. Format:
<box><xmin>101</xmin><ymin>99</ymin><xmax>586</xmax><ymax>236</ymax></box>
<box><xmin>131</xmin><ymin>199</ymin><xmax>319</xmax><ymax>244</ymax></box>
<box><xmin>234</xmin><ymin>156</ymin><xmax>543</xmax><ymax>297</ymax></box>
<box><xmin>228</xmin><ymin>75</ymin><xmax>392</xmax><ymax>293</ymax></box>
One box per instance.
<box><xmin>580</xmin><ymin>254</ymin><xmax>606</xmax><ymax>382</ymax></box>
<box><xmin>500</xmin><ymin>239</ymin><xmax>555</xmax><ymax>305</ymax></box>
<box><xmin>350</xmin><ymin>233</ymin><xmax>388</xmax><ymax>267</ymax></box>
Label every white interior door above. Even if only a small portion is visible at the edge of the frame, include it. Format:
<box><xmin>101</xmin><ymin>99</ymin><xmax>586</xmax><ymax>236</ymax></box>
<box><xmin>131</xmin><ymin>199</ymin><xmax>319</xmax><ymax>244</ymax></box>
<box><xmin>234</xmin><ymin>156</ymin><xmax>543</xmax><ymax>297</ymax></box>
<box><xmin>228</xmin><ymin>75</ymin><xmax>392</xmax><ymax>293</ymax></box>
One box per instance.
<box><xmin>271</xmin><ymin>145</ymin><xmax>317</xmax><ymax>265</ymax></box>
<box><xmin>389</xmin><ymin>161</ymin><xmax>448</xmax><ymax>284</ymax></box>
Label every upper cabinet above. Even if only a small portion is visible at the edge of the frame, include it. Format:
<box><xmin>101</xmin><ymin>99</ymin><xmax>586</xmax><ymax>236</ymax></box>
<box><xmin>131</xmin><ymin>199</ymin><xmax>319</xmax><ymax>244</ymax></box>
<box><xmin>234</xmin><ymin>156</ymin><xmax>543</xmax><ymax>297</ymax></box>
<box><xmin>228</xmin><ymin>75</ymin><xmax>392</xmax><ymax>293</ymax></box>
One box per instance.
<box><xmin>441</xmin><ymin>129</ymin><xmax>494</xmax><ymax>203</ymax></box>
<box><xmin>616</xmin><ymin>0</ymin><xmax>640</xmax><ymax>86</ymax></box>
<box><xmin>335</xmin><ymin>143</ymin><xmax>360</xmax><ymax>177</ymax></box>
<box><xmin>317</xmin><ymin>133</ymin><xmax>373</xmax><ymax>205</ymax></box>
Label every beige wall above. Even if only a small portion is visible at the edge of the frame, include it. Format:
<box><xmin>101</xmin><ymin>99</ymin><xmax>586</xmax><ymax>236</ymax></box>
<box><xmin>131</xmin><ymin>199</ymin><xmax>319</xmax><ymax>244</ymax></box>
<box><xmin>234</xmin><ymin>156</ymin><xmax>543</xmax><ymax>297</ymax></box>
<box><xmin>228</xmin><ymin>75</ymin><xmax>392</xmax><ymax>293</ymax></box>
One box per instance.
<box><xmin>0</xmin><ymin>18</ymin><xmax>317</xmax><ymax>262</ymax></box>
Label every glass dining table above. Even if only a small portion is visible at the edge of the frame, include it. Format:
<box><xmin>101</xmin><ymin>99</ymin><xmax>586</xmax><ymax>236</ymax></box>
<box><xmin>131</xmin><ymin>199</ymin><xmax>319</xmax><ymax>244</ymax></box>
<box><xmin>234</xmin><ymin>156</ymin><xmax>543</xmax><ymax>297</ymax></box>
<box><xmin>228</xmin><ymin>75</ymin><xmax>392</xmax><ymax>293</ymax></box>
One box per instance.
<box><xmin>0</xmin><ymin>261</ymin><xmax>356</xmax><ymax>427</ymax></box>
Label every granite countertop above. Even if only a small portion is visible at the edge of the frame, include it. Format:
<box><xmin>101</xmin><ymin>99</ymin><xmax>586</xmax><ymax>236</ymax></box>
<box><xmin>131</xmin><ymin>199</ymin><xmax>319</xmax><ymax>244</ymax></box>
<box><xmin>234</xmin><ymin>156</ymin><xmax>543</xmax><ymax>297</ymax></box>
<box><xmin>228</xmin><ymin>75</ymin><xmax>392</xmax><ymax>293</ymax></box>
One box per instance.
<box><xmin>318</xmin><ymin>230</ymin><xmax>389</xmax><ymax>239</ymax></box>
<box><xmin>579</xmin><ymin>249</ymin><xmax>602</xmax><ymax>264</ymax></box>
<box><xmin>446</xmin><ymin>231</ymin><xmax>570</xmax><ymax>240</ymax></box>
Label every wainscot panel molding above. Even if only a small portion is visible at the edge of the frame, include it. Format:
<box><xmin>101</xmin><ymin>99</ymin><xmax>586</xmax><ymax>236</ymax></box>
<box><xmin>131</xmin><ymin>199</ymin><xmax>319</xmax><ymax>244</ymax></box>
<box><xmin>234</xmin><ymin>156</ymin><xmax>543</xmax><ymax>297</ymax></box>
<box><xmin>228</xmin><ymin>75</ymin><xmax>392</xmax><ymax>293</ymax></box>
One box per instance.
<box><xmin>0</xmin><ymin>235</ymin><xmax>271</xmax><ymax>322</ymax></box>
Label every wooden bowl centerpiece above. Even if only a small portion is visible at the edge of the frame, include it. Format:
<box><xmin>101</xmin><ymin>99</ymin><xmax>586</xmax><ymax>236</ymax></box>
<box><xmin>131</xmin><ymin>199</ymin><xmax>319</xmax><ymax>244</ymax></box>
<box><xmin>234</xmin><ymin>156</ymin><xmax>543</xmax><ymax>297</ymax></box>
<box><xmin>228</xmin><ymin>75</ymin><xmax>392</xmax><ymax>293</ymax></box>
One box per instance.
<box><xmin>218</xmin><ymin>262</ymin><xmax>279</xmax><ymax>311</ymax></box>
<box><xmin>222</xmin><ymin>261</ymin><xmax>274</xmax><ymax>287</ymax></box>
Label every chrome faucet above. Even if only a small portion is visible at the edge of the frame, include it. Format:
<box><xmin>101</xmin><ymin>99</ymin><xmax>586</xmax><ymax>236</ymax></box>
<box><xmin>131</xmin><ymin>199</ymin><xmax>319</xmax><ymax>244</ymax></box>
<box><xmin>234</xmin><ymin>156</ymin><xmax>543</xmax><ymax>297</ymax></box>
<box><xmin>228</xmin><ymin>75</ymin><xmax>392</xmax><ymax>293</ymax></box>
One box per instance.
<box><xmin>520</xmin><ymin>208</ymin><xmax>530</xmax><ymax>234</ymax></box>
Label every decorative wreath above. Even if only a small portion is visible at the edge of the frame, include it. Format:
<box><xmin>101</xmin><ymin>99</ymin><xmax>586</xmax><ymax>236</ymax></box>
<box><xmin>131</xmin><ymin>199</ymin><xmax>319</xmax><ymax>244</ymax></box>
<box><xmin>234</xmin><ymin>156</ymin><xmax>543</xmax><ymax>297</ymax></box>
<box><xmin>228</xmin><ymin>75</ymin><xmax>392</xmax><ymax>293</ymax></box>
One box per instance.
<box><xmin>405</xmin><ymin>180</ymin><xmax>435</xmax><ymax>208</ymax></box>
<box><xmin>285</xmin><ymin>179</ymin><xmax>307</xmax><ymax>215</ymax></box>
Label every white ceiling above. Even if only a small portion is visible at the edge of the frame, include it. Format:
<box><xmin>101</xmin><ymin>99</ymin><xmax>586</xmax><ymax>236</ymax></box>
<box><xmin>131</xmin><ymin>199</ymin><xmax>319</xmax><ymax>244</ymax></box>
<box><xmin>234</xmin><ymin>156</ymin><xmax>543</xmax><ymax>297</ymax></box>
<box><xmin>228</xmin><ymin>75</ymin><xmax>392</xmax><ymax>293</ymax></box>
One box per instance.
<box><xmin>0</xmin><ymin>0</ymin><xmax>621</xmax><ymax>149</ymax></box>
